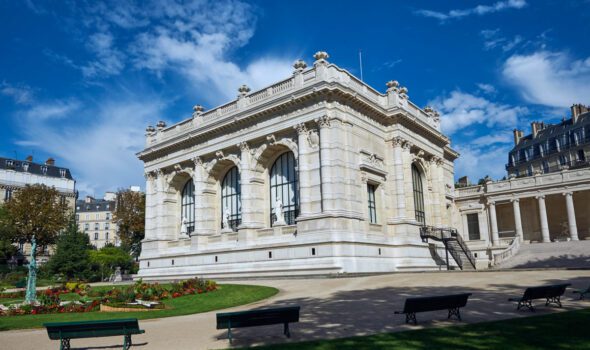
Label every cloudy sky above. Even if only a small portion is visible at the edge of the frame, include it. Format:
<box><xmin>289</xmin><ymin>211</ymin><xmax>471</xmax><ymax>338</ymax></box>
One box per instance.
<box><xmin>1</xmin><ymin>0</ymin><xmax>589</xmax><ymax>195</ymax></box>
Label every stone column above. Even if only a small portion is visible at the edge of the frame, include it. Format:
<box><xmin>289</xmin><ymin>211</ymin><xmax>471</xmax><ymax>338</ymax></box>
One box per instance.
<box><xmin>391</xmin><ymin>137</ymin><xmax>406</xmax><ymax>220</ymax></box>
<box><xmin>295</xmin><ymin>123</ymin><xmax>313</xmax><ymax>217</ymax></box>
<box><xmin>511</xmin><ymin>198</ymin><xmax>524</xmax><ymax>242</ymax></box>
<box><xmin>430</xmin><ymin>157</ymin><xmax>442</xmax><ymax>226</ymax></box>
<box><xmin>402</xmin><ymin>141</ymin><xmax>416</xmax><ymax>222</ymax></box>
<box><xmin>317</xmin><ymin>115</ymin><xmax>332</xmax><ymax>212</ymax></box>
<box><xmin>192</xmin><ymin>157</ymin><xmax>214</xmax><ymax>236</ymax></box>
<box><xmin>143</xmin><ymin>172</ymin><xmax>157</xmax><ymax>240</ymax></box>
<box><xmin>488</xmin><ymin>201</ymin><xmax>500</xmax><ymax>246</ymax></box>
<box><xmin>564</xmin><ymin>192</ymin><xmax>579</xmax><ymax>241</ymax></box>
<box><xmin>536</xmin><ymin>195</ymin><xmax>551</xmax><ymax>243</ymax></box>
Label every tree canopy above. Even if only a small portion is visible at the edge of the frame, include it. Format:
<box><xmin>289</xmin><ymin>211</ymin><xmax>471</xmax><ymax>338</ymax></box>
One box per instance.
<box><xmin>3</xmin><ymin>184</ymin><xmax>69</xmax><ymax>248</ymax></box>
<box><xmin>47</xmin><ymin>217</ymin><xmax>93</xmax><ymax>280</ymax></box>
<box><xmin>90</xmin><ymin>245</ymin><xmax>133</xmax><ymax>281</ymax></box>
<box><xmin>113</xmin><ymin>189</ymin><xmax>145</xmax><ymax>258</ymax></box>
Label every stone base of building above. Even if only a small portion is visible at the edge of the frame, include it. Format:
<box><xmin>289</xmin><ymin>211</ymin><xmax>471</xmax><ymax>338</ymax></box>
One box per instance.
<box><xmin>136</xmin><ymin>228</ymin><xmax>453</xmax><ymax>280</ymax></box>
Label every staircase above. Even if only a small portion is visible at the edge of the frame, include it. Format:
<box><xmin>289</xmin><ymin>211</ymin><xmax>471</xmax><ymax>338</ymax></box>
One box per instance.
<box><xmin>420</xmin><ymin>226</ymin><xmax>476</xmax><ymax>270</ymax></box>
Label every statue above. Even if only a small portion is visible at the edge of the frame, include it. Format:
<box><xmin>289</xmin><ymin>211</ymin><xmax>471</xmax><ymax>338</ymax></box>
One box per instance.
<box><xmin>180</xmin><ymin>217</ymin><xmax>187</xmax><ymax>235</ymax></box>
<box><xmin>221</xmin><ymin>206</ymin><xmax>232</xmax><ymax>233</ymax></box>
<box><xmin>274</xmin><ymin>198</ymin><xmax>286</xmax><ymax>226</ymax></box>
<box><xmin>25</xmin><ymin>236</ymin><xmax>37</xmax><ymax>304</ymax></box>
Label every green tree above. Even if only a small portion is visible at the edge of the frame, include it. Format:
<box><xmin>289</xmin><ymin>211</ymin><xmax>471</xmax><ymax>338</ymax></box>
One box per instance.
<box><xmin>113</xmin><ymin>189</ymin><xmax>145</xmax><ymax>258</ymax></box>
<box><xmin>47</xmin><ymin>218</ymin><xmax>93</xmax><ymax>280</ymax></box>
<box><xmin>0</xmin><ymin>205</ymin><xmax>17</xmax><ymax>263</ymax></box>
<box><xmin>90</xmin><ymin>245</ymin><xmax>133</xmax><ymax>281</ymax></box>
<box><xmin>3</xmin><ymin>184</ymin><xmax>69</xmax><ymax>249</ymax></box>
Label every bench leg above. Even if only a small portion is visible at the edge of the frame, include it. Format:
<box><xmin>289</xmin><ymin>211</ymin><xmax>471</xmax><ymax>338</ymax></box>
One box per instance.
<box><xmin>60</xmin><ymin>338</ymin><xmax>70</xmax><ymax>350</ymax></box>
<box><xmin>227</xmin><ymin>327</ymin><xmax>233</xmax><ymax>345</ymax></box>
<box><xmin>448</xmin><ymin>307</ymin><xmax>461</xmax><ymax>321</ymax></box>
<box><xmin>123</xmin><ymin>335</ymin><xmax>132</xmax><ymax>350</ymax></box>
<box><xmin>284</xmin><ymin>322</ymin><xmax>291</xmax><ymax>338</ymax></box>
<box><xmin>546</xmin><ymin>296</ymin><xmax>562</xmax><ymax>307</ymax></box>
<box><xmin>406</xmin><ymin>313</ymin><xmax>417</xmax><ymax>325</ymax></box>
<box><xmin>518</xmin><ymin>300</ymin><xmax>534</xmax><ymax>312</ymax></box>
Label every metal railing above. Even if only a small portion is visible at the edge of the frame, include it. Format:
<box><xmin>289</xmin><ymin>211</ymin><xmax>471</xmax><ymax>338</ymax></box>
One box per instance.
<box><xmin>420</xmin><ymin>226</ymin><xmax>476</xmax><ymax>270</ymax></box>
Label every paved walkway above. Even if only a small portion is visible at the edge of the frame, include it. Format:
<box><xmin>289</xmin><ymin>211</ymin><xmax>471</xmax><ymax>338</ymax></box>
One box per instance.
<box><xmin>2</xmin><ymin>270</ymin><xmax>589</xmax><ymax>350</ymax></box>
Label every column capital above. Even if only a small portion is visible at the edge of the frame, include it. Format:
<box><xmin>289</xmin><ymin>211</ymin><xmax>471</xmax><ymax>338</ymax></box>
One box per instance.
<box><xmin>535</xmin><ymin>194</ymin><xmax>546</xmax><ymax>200</ymax></box>
<box><xmin>315</xmin><ymin>115</ymin><xmax>331</xmax><ymax>128</ymax></box>
<box><xmin>237</xmin><ymin>141</ymin><xmax>250</xmax><ymax>152</ymax></box>
<box><xmin>293</xmin><ymin>123</ymin><xmax>308</xmax><ymax>135</ymax></box>
<box><xmin>563</xmin><ymin>191</ymin><xmax>573</xmax><ymax>197</ymax></box>
<box><xmin>402</xmin><ymin>141</ymin><xmax>413</xmax><ymax>151</ymax></box>
<box><xmin>487</xmin><ymin>200</ymin><xmax>496</xmax><ymax>206</ymax></box>
<box><xmin>391</xmin><ymin>136</ymin><xmax>405</xmax><ymax>148</ymax></box>
<box><xmin>510</xmin><ymin>198</ymin><xmax>520</xmax><ymax>203</ymax></box>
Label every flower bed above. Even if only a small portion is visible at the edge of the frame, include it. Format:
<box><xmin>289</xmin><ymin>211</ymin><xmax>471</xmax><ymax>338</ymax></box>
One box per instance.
<box><xmin>0</xmin><ymin>277</ymin><xmax>217</xmax><ymax>317</ymax></box>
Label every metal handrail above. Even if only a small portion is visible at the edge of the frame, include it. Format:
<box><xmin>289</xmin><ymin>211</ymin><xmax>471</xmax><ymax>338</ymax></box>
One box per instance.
<box><xmin>420</xmin><ymin>226</ymin><xmax>476</xmax><ymax>270</ymax></box>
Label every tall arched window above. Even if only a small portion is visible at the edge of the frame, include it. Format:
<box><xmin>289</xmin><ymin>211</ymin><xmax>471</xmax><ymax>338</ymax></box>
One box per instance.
<box><xmin>181</xmin><ymin>180</ymin><xmax>195</xmax><ymax>234</ymax></box>
<box><xmin>221</xmin><ymin>166</ymin><xmax>241</xmax><ymax>231</ymax></box>
<box><xmin>412</xmin><ymin>164</ymin><xmax>425</xmax><ymax>224</ymax></box>
<box><xmin>270</xmin><ymin>152</ymin><xmax>298</xmax><ymax>225</ymax></box>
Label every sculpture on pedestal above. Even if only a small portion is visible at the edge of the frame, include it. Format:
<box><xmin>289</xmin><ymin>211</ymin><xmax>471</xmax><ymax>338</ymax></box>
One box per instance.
<box><xmin>222</xmin><ymin>206</ymin><xmax>233</xmax><ymax>233</ymax></box>
<box><xmin>25</xmin><ymin>236</ymin><xmax>37</xmax><ymax>304</ymax></box>
<box><xmin>180</xmin><ymin>217</ymin><xmax>188</xmax><ymax>235</ymax></box>
<box><xmin>274</xmin><ymin>199</ymin><xmax>286</xmax><ymax>226</ymax></box>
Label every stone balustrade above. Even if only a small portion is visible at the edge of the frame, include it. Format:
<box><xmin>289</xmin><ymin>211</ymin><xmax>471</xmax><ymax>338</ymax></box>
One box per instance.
<box><xmin>143</xmin><ymin>53</ymin><xmax>441</xmax><ymax>150</ymax></box>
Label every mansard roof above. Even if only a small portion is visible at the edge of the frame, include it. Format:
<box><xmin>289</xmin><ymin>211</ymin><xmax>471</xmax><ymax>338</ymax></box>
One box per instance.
<box><xmin>0</xmin><ymin>157</ymin><xmax>74</xmax><ymax>180</ymax></box>
<box><xmin>76</xmin><ymin>199</ymin><xmax>115</xmax><ymax>212</ymax></box>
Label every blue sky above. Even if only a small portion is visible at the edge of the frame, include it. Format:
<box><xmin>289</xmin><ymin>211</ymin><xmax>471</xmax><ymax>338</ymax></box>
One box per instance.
<box><xmin>1</xmin><ymin>0</ymin><xmax>589</xmax><ymax>196</ymax></box>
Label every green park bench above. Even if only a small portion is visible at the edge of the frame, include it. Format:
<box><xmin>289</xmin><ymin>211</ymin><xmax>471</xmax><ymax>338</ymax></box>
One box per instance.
<box><xmin>394</xmin><ymin>293</ymin><xmax>472</xmax><ymax>324</ymax></box>
<box><xmin>508</xmin><ymin>283</ymin><xmax>571</xmax><ymax>311</ymax></box>
<box><xmin>573</xmin><ymin>284</ymin><xmax>590</xmax><ymax>300</ymax></box>
<box><xmin>44</xmin><ymin>318</ymin><xmax>145</xmax><ymax>350</ymax></box>
<box><xmin>216</xmin><ymin>306</ymin><xmax>300</xmax><ymax>344</ymax></box>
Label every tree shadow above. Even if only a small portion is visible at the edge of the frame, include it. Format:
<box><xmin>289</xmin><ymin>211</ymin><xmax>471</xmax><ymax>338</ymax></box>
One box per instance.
<box><xmin>508</xmin><ymin>254</ymin><xmax>590</xmax><ymax>269</ymax></box>
<box><xmin>216</xmin><ymin>275</ymin><xmax>590</xmax><ymax>348</ymax></box>
<box><xmin>71</xmin><ymin>341</ymin><xmax>148</xmax><ymax>350</ymax></box>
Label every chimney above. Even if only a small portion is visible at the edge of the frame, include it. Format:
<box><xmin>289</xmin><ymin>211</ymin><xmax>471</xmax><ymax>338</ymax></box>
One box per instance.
<box><xmin>45</xmin><ymin>158</ymin><xmax>55</xmax><ymax>166</ymax></box>
<box><xmin>571</xmin><ymin>104</ymin><xmax>590</xmax><ymax>123</ymax></box>
<box><xmin>513</xmin><ymin>129</ymin><xmax>524</xmax><ymax>145</ymax></box>
<box><xmin>85</xmin><ymin>196</ymin><xmax>94</xmax><ymax>203</ymax></box>
<box><xmin>25</xmin><ymin>155</ymin><xmax>33</xmax><ymax>162</ymax></box>
<box><xmin>531</xmin><ymin>122</ymin><xmax>544</xmax><ymax>138</ymax></box>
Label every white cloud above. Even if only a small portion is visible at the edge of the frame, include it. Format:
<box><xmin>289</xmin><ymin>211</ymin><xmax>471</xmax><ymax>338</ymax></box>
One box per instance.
<box><xmin>415</xmin><ymin>0</ymin><xmax>527</xmax><ymax>22</ymax></box>
<box><xmin>454</xmin><ymin>144</ymin><xmax>512</xmax><ymax>181</ymax></box>
<box><xmin>470</xmin><ymin>133</ymin><xmax>513</xmax><ymax>146</ymax></box>
<box><xmin>81</xmin><ymin>31</ymin><xmax>125</xmax><ymax>78</ymax></box>
<box><xmin>479</xmin><ymin>29</ymin><xmax>523</xmax><ymax>52</ymax></box>
<box><xmin>477</xmin><ymin>83</ymin><xmax>497</xmax><ymax>95</ymax></box>
<box><xmin>24</xmin><ymin>100</ymin><xmax>80</xmax><ymax>120</ymax></box>
<box><xmin>502</xmin><ymin>51</ymin><xmax>590</xmax><ymax>108</ymax></box>
<box><xmin>16</xmin><ymin>95</ymin><xmax>166</xmax><ymax>195</ymax></box>
<box><xmin>1</xmin><ymin>82</ymin><xmax>34</xmax><ymax>105</ymax></box>
<box><xmin>430</xmin><ymin>91</ymin><xmax>528</xmax><ymax>134</ymax></box>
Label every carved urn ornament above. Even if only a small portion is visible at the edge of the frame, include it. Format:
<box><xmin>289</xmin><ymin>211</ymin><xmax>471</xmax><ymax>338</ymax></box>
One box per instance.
<box><xmin>386</xmin><ymin>80</ymin><xmax>400</xmax><ymax>92</ymax></box>
<box><xmin>313</xmin><ymin>51</ymin><xmax>329</xmax><ymax>63</ymax></box>
<box><xmin>293</xmin><ymin>59</ymin><xmax>307</xmax><ymax>72</ymax></box>
<box><xmin>238</xmin><ymin>84</ymin><xmax>251</xmax><ymax>96</ymax></box>
<box><xmin>156</xmin><ymin>120</ymin><xmax>167</xmax><ymax>129</ymax></box>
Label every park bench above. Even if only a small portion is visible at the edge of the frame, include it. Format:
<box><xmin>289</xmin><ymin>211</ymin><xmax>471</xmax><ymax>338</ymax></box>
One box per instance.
<box><xmin>573</xmin><ymin>285</ymin><xmax>590</xmax><ymax>300</ymax></box>
<box><xmin>394</xmin><ymin>293</ymin><xmax>472</xmax><ymax>324</ymax></box>
<box><xmin>508</xmin><ymin>283</ymin><xmax>571</xmax><ymax>311</ymax></box>
<box><xmin>216</xmin><ymin>306</ymin><xmax>300</xmax><ymax>344</ymax></box>
<box><xmin>44</xmin><ymin>318</ymin><xmax>145</xmax><ymax>350</ymax></box>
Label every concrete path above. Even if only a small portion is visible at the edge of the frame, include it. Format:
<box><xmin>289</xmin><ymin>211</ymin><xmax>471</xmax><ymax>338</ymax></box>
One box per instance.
<box><xmin>1</xmin><ymin>270</ymin><xmax>589</xmax><ymax>350</ymax></box>
<box><xmin>496</xmin><ymin>240</ymin><xmax>590</xmax><ymax>269</ymax></box>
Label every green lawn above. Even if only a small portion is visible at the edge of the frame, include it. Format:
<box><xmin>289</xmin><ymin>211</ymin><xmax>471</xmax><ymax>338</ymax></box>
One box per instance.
<box><xmin>250</xmin><ymin>308</ymin><xmax>590</xmax><ymax>350</ymax></box>
<box><xmin>0</xmin><ymin>284</ymin><xmax>278</xmax><ymax>331</ymax></box>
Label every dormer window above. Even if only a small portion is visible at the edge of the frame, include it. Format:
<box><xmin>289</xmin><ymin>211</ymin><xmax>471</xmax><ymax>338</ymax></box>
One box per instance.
<box><xmin>22</xmin><ymin>163</ymin><xmax>29</xmax><ymax>172</ymax></box>
<box><xmin>60</xmin><ymin>169</ymin><xmax>66</xmax><ymax>177</ymax></box>
<box><xmin>41</xmin><ymin>166</ymin><xmax>48</xmax><ymax>175</ymax></box>
<box><xmin>5</xmin><ymin>160</ymin><xmax>14</xmax><ymax>168</ymax></box>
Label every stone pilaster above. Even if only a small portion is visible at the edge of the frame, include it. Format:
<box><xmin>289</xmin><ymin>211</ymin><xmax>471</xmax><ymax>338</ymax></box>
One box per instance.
<box><xmin>143</xmin><ymin>171</ymin><xmax>157</xmax><ymax>240</ymax></box>
<box><xmin>192</xmin><ymin>157</ymin><xmax>215</xmax><ymax>236</ymax></box>
<box><xmin>389</xmin><ymin>137</ymin><xmax>407</xmax><ymax>221</ymax></box>
<box><xmin>401</xmin><ymin>141</ymin><xmax>416</xmax><ymax>222</ymax></box>
<box><xmin>238</xmin><ymin>142</ymin><xmax>265</xmax><ymax>230</ymax></box>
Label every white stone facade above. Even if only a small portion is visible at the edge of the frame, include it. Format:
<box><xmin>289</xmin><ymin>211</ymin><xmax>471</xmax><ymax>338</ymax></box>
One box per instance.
<box><xmin>136</xmin><ymin>52</ymin><xmax>458</xmax><ymax>279</ymax></box>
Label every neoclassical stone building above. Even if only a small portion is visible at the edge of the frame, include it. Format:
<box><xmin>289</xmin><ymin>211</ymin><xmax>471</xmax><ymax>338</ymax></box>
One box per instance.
<box><xmin>136</xmin><ymin>52</ymin><xmax>459</xmax><ymax>279</ymax></box>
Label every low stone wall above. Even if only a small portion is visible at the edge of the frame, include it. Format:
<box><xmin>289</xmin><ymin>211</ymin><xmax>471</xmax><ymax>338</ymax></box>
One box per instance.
<box><xmin>100</xmin><ymin>304</ymin><xmax>159</xmax><ymax>312</ymax></box>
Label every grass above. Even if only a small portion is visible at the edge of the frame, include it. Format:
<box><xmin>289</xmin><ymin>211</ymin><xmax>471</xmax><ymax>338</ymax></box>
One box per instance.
<box><xmin>0</xmin><ymin>284</ymin><xmax>278</xmax><ymax>331</ymax></box>
<box><xmin>250</xmin><ymin>308</ymin><xmax>590</xmax><ymax>350</ymax></box>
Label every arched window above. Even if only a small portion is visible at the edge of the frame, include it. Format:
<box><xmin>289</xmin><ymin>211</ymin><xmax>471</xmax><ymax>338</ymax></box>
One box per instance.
<box><xmin>270</xmin><ymin>152</ymin><xmax>298</xmax><ymax>225</ymax></box>
<box><xmin>412</xmin><ymin>164</ymin><xmax>425</xmax><ymax>224</ymax></box>
<box><xmin>181</xmin><ymin>180</ymin><xmax>195</xmax><ymax>234</ymax></box>
<box><xmin>221</xmin><ymin>166</ymin><xmax>241</xmax><ymax>231</ymax></box>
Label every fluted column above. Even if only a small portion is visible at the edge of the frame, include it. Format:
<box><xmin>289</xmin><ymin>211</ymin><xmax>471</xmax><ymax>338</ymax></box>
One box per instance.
<box><xmin>317</xmin><ymin>115</ymin><xmax>332</xmax><ymax>212</ymax></box>
<box><xmin>236</xmin><ymin>142</ymin><xmax>264</xmax><ymax>229</ymax></box>
<box><xmin>564</xmin><ymin>192</ymin><xmax>579</xmax><ymax>241</ymax></box>
<box><xmin>536</xmin><ymin>195</ymin><xmax>551</xmax><ymax>243</ymax></box>
<box><xmin>511</xmin><ymin>198</ymin><xmax>524</xmax><ymax>242</ymax></box>
<box><xmin>295</xmin><ymin>123</ymin><xmax>313</xmax><ymax>217</ymax></box>
<box><xmin>391</xmin><ymin>137</ymin><xmax>406</xmax><ymax>219</ymax></box>
<box><xmin>143</xmin><ymin>172</ymin><xmax>157</xmax><ymax>240</ymax></box>
<box><xmin>488</xmin><ymin>201</ymin><xmax>500</xmax><ymax>246</ymax></box>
